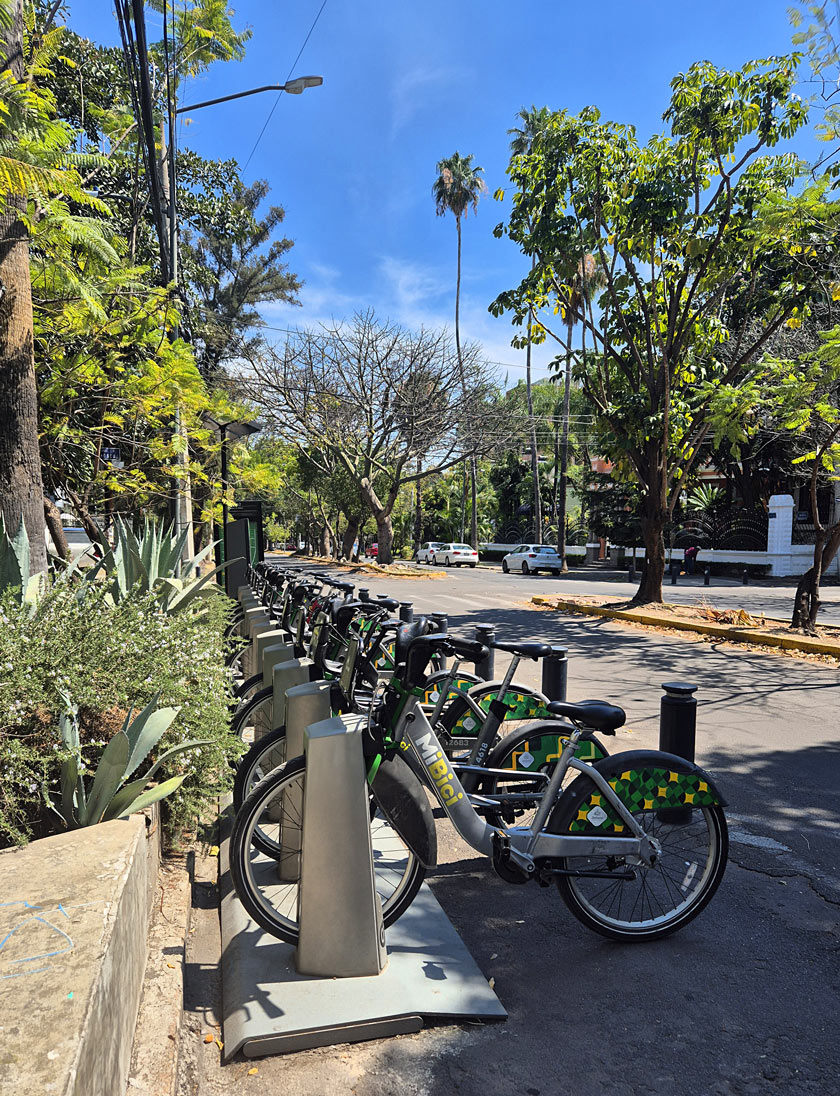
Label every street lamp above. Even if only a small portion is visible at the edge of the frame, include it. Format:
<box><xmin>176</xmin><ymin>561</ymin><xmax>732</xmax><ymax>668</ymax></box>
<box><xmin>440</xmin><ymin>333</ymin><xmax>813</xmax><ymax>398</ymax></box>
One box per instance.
<box><xmin>176</xmin><ymin>75</ymin><xmax>323</xmax><ymax>114</ymax></box>
<box><xmin>202</xmin><ymin>416</ymin><xmax>262</xmax><ymax>578</ymax></box>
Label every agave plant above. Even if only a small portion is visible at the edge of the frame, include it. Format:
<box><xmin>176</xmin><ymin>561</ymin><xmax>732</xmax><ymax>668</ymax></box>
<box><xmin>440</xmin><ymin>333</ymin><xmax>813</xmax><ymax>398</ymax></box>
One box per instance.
<box><xmin>84</xmin><ymin>516</ymin><xmax>233</xmax><ymax>614</ymax></box>
<box><xmin>52</xmin><ymin>693</ymin><xmax>212</xmax><ymax>829</ymax></box>
<box><xmin>0</xmin><ymin>517</ymin><xmax>45</xmax><ymax>610</ymax></box>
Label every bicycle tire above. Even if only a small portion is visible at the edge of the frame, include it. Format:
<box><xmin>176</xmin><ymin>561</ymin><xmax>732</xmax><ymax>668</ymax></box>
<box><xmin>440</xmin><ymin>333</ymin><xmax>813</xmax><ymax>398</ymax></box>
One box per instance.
<box><xmin>229</xmin><ymin>756</ymin><xmax>426</xmax><ymax>943</ymax></box>
<box><xmin>548</xmin><ymin>752</ymin><xmax>728</xmax><ymax>941</ymax></box>
<box><xmin>230</xmin><ymin>686</ymin><xmax>273</xmax><ymax>739</ymax></box>
<box><xmin>479</xmin><ymin>723</ymin><xmax>608</xmax><ymax>827</ymax></box>
<box><xmin>232</xmin><ymin>724</ymin><xmax>289</xmax><ymax>812</ymax></box>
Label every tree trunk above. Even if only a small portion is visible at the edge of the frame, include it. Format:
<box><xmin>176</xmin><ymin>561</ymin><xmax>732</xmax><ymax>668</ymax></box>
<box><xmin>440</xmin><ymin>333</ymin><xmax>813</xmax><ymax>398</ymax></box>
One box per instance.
<box><xmin>633</xmin><ymin>494</ymin><xmax>666</xmax><ymax>604</ymax></box>
<box><xmin>376</xmin><ymin>515</ymin><xmax>394</xmax><ymax>564</ymax></box>
<box><xmin>413</xmin><ymin>458</ymin><xmax>422</xmax><ymax>554</ymax></box>
<box><xmin>318</xmin><ymin>523</ymin><xmax>332</xmax><ymax>557</ymax></box>
<box><xmin>44</xmin><ymin>496</ymin><xmax>70</xmax><ymax>560</ymax></box>
<box><xmin>469</xmin><ymin>455</ymin><xmax>478</xmax><ymax>550</ymax></box>
<box><xmin>64</xmin><ymin>485</ymin><xmax>106</xmax><ymax>550</ymax></box>
<box><xmin>341</xmin><ymin>513</ymin><xmax>360</xmax><ymax>560</ymax></box>
<box><xmin>459</xmin><ymin>459</ymin><xmax>467</xmax><ymax>542</ymax></box>
<box><xmin>790</xmin><ymin>523</ymin><xmax>840</xmax><ymax>632</ymax></box>
<box><xmin>0</xmin><ymin>2</ymin><xmax>47</xmax><ymax>574</ymax></box>
<box><xmin>557</xmin><ymin>322</ymin><xmax>573</xmax><ymax>571</ymax></box>
<box><xmin>526</xmin><ymin>290</ymin><xmax>541</xmax><ymax>543</ymax></box>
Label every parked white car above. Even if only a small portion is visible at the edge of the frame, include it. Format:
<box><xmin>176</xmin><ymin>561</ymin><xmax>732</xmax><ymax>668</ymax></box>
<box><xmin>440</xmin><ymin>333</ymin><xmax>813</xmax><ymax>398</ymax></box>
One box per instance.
<box><xmin>416</xmin><ymin>541</ymin><xmax>445</xmax><ymax>564</ymax></box>
<box><xmin>433</xmin><ymin>542</ymin><xmax>479</xmax><ymax>568</ymax></box>
<box><xmin>502</xmin><ymin>544</ymin><xmax>562</xmax><ymax>575</ymax></box>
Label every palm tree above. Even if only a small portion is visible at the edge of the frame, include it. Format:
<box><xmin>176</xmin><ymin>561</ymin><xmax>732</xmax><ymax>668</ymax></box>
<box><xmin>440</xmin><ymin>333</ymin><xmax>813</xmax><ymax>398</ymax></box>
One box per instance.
<box><xmin>556</xmin><ymin>254</ymin><xmax>602</xmax><ymax>568</ymax></box>
<box><xmin>508</xmin><ymin>108</ymin><xmax>550</xmax><ymax>542</ymax></box>
<box><xmin>433</xmin><ymin>151</ymin><xmax>485</xmax><ymax>550</ymax></box>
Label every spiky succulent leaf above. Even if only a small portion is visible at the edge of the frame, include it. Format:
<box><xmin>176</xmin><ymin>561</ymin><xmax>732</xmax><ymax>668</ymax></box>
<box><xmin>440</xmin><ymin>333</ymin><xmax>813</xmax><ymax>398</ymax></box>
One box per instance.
<box><xmin>108</xmin><ymin>775</ymin><xmax>186</xmax><ymax>819</ymax></box>
<box><xmin>124</xmin><ymin>701</ymin><xmax>180</xmax><ymax>778</ymax></box>
<box><xmin>80</xmin><ymin>730</ymin><xmax>130</xmax><ymax>826</ymax></box>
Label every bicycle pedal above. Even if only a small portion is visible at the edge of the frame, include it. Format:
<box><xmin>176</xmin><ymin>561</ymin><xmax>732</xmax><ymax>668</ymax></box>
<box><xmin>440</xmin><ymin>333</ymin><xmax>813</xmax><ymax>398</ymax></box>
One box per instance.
<box><xmin>491</xmin><ymin>829</ymin><xmax>532</xmax><ymax>885</ymax></box>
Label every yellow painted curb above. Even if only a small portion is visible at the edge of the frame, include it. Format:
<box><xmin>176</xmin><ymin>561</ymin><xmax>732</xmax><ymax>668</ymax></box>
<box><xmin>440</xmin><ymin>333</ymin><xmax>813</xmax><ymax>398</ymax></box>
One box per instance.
<box><xmin>531</xmin><ymin>596</ymin><xmax>840</xmax><ymax>658</ymax></box>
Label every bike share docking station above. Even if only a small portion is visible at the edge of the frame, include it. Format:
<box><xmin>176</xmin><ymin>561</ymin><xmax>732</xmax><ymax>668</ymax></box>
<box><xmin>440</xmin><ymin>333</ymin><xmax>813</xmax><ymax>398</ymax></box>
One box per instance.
<box><xmin>221</xmin><ymin>665</ymin><xmax>506</xmax><ymax>1059</ymax></box>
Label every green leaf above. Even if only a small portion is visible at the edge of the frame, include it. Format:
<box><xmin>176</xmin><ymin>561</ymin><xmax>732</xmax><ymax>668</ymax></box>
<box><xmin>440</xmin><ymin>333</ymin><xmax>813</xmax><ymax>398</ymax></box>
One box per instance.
<box><xmin>80</xmin><ymin>731</ymin><xmax>130</xmax><ymax>826</ymax></box>
<box><xmin>124</xmin><ymin>700</ymin><xmax>180</xmax><ymax>778</ymax></box>
<box><xmin>101</xmin><ymin>776</ymin><xmax>153</xmax><ymax>822</ymax></box>
<box><xmin>59</xmin><ymin>755</ymin><xmax>79</xmax><ymax>828</ymax></box>
<box><xmin>144</xmin><ymin>738</ymin><xmax>213</xmax><ymax>781</ymax></box>
<box><xmin>110</xmin><ymin>776</ymin><xmax>186</xmax><ymax>819</ymax></box>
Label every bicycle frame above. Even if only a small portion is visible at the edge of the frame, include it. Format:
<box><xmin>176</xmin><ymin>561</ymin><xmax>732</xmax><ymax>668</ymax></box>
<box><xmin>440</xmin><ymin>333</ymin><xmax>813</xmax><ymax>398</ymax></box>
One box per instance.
<box><xmin>396</xmin><ymin>694</ymin><xmax>657</xmax><ymax>867</ymax></box>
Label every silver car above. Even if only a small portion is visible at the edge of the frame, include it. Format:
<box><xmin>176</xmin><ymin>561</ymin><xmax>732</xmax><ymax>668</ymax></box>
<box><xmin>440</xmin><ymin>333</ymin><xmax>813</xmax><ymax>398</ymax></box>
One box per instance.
<box><xmin>415</xmin><ymin>541</ymin><xmax>445</xmax><ymax>564</ymax></box>
<box><xmin>501</xmin><ymin>544</ymin><xmax>562</xmax><ymax>575</ymax></box>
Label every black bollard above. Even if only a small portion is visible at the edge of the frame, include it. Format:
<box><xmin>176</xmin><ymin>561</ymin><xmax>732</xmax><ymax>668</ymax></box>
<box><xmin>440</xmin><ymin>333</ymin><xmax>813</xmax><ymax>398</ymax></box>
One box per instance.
<box><xmin>541</xmin><ymin>646</ymin><xmax>568</xmax><ymax>701</ymax></box>
<box><xmin>742</xmin><ymin>568</ymin><xmax>749</xmax><ymax>585</ymax></box>
<box><xmin>628</xmin><ymin>558</ymin><xmax>636</xmax><ymax>582</ymax></box>
<box><xmin>359</xmin><ymin>587</ymin><xmax>370</xmax><ymax>602</ymax></box>
<box><xmin>670</xmin><ymin>559</ymin><xmax>679</xmax><ymax>585</ymax></box>
<box><xmin>474</xmin><ymin>623</ymin><xmax>496</xmax><ymax>680</ymax></box>
<box><xmin>399</xmin><ymin>601</ymin><xmax>414</xmax><ymax>623</ymax></box>
<box><xmin>659</xmin><ymin>681</ymin><xmax>697</xmax><ymax>825</ymax></box>
<box><xmin>704</xmin><ymin>566</ymin><xmax>710</xmax><ymax>587</ymax></box>
<box><xmin>431</xmin><ymin>612</ymin><xmax>448</xmax><ymax>634</ymax></box>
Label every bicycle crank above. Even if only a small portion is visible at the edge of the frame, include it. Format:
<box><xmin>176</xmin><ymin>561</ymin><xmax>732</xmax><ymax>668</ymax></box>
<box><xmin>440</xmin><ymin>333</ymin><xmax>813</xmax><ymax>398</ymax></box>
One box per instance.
<box><xmin>491</xmin><ymin>830</ymin><xmax>535</xmax><ymax>884</ymax></box>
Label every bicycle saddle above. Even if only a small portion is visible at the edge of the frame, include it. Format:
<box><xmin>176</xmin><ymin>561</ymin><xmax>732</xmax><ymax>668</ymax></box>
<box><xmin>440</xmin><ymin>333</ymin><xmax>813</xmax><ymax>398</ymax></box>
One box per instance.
<box><xmin>546</xmin><ymin>699</ymin><xmax>625</xmax><ymax>734</ymax></box>
<box><xmin>490</xmin><ymin>640</ymin><xmax>553</xmax><ymax>660</ymax></box>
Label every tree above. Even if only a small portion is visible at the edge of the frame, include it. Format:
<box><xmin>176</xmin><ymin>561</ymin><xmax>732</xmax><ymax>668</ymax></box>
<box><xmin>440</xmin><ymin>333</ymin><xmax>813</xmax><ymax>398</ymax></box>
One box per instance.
<box><xmin>553</xmin><ymin>254</ymin><xmax>603</xmax><ymax>569</ymax></box>
<box><xmin>508</xmin><ymin>108</ymin><xmax>551</xmax><ymax>545</ymax></box>
<box><xmin>179</xmin><ymin>162</ymin><xmax>301</xmax><ymax>379</ymax></box>
<box><xmin>491</xmin><ymin>57</ymin><xmax>840</xmax><ymax>603</ymax></box>
<box><xmin>433</xmin><ymin>150</ymin><xmax>486</xmax><ymax>549</ymax></box>
<box><xmin>0</xmin><ymin>0</ymin><xmax>50</xmax><ymax>572</ymax></box>
<box><xmin>238</xmin><ymin>311</ymin><xmax>503</xmax><ymax>564</ymax></box>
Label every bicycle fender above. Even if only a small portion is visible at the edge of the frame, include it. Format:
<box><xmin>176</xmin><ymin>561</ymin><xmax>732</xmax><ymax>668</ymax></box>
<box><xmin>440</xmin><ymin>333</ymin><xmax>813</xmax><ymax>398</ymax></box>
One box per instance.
<box><xmin>554</xmin><ymin>750</ymin><xmax>727</xmax><ymax>834</ymax></box>
<box><xmin>371</xmin><ymin>752</ymin><xmax>437</xmax><ymax>869</ymax></box>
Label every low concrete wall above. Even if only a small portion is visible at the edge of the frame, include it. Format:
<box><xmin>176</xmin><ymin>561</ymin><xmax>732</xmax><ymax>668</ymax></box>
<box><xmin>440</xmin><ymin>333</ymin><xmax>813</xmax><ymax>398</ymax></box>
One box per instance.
<box><xmin>0</xmin><ymin>814</ymin><xmax>160</xmax><ymax>1096</ymax></box>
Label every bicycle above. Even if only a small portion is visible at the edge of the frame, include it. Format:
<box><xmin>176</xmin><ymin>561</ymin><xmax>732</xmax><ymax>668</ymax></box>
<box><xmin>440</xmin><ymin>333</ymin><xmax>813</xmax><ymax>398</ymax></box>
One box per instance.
<box><xmin>230</xmin><ymin>623</ymin><xmax>728</xmax><ymax>944</ymax></box>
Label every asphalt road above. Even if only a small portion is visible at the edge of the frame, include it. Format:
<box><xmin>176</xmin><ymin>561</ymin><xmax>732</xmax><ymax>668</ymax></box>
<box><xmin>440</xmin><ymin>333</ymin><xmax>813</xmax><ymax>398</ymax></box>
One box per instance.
<box><xmin>192</xmin><ymin>563</ymin><xmax>840</xmax><ymax>1096</ymax></box>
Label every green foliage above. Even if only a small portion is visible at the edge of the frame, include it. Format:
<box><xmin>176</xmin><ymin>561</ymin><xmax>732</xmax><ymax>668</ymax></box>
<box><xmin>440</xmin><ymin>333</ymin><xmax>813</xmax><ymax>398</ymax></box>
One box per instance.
<box><xmin>51</xmin><ymin>692</ymin><xmax>210</xmax><ymax>829</ymax></box>
<box><xmin>0</xmin><ymin>517</ymin><xmax>44</xmax><ymax>608</ymax></box>
<box><xmin>789</xmin><ymin>2</ymin><xmax>840</xmax><ymax>179</ymax></box>
<box><xmin>0</xmin><ymin>580</ymin><xmax>239</xmax><ymax>848</ymax></box>
<box><xmin>491</xmin><ymin>55</ymin><xmax>840</xmax><ymax>599</ymax></box>
<box><xmin>85</xmin><ymin>516</ymin><xmax>230</xmax><ymax>614</ymax></box>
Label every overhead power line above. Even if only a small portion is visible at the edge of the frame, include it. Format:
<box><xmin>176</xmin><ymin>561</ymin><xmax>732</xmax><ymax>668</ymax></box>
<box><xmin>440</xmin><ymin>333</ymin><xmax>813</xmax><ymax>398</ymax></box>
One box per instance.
<box><xmin>242</xmin><ymin>0</ymin><xmax>329</xmax><ymax>171</ymax></box>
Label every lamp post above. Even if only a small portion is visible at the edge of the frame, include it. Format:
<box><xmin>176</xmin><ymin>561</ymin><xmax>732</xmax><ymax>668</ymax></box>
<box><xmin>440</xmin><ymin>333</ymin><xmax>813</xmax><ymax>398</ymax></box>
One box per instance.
<box><xmin>166</xmin><ymin>76</ymin><xmax>321</xmax><ymax>559</ymax></box>
<box><xmin>175</xmin><ymin>75</ymin><xmax>323</xmax><ymax>115</ymax></box>
<box><xmin>202</xmin><ymin>417</ymin><xmax>262</xmax><ymax>578</ymax></box>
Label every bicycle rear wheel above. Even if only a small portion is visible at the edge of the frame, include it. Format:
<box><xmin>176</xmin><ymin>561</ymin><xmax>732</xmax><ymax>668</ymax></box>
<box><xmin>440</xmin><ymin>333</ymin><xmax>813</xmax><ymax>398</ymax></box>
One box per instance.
<box><xmin>548</xmin><ymin>753</ymin><xmax>728</xmax><ymax>941</ymax></box>
<box><xmin>229</xmin><ymin>756</ymin><xmax>425</xmax><ymax>943</ymax></box>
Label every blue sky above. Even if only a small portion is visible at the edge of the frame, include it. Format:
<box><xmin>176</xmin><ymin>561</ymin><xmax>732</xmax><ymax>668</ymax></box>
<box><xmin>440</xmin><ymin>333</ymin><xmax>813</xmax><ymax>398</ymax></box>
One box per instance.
<box><xmin>73</xmin><ymin>0</ymin><xmax>818</xmax><ymax>386</ymax></box>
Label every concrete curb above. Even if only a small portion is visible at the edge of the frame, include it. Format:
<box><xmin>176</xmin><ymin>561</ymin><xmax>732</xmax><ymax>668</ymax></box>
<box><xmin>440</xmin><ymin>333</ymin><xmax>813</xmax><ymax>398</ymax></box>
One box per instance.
<box><xmin>0</xmin><ymin>815</ymin><xmax>160</xmax><ymax>1096</ymax></box>
<box><xmin>531</xmin><ymin>595</ymin><xmax>840</xmax><ymax>658</ymax></box>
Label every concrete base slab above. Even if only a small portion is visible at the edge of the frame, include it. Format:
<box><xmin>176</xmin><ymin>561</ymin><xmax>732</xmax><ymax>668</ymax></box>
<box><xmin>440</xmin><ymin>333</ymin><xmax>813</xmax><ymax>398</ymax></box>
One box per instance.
<box><xmin>221</xmin><ymin>852</ymin><xmax>506</xmax><ymax>1059</ymax></box>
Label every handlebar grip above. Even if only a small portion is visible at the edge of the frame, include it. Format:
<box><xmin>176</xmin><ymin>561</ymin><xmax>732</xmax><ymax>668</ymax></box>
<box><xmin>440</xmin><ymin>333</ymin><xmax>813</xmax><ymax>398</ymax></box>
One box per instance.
<box><xmin>448</xmin><ymin>636</ymin><xmax>489</xmax><ymax>662</ymax></box>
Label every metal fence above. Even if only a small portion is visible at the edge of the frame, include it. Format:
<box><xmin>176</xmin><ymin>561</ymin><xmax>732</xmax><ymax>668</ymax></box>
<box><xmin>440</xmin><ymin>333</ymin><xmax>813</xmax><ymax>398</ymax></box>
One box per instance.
<box><xmin>668</xmin><ymin>507</ymin><xmax>769</xmax><ymax>552</ymax></box>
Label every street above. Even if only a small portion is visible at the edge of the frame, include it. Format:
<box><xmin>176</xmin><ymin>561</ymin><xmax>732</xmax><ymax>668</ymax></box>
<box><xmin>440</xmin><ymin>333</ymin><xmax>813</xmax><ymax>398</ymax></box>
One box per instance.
<box><xmin>195</xmin><ymin>563</ymin><xmax>840</xmax><ymax>1096</ymax></box>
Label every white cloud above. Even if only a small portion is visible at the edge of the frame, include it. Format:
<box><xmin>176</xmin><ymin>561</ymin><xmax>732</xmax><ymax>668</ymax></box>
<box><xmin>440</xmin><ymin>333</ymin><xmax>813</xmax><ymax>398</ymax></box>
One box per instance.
<box><xmin>390</xmin><ymin>65</ymin><xmax>470</xmax><ymax>137</ymax></box>
<box><xmin>257</xmin><ymin>253</ymin><xmax>562</xmax><ymax>389</ymax></box>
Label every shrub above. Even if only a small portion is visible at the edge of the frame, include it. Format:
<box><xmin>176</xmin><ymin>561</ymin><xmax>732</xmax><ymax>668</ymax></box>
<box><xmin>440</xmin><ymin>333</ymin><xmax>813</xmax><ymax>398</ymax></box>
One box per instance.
<box><xmin>0</xmin><ymin>580</ymin><xmax>239</xmax><ymax>848</ymax></box>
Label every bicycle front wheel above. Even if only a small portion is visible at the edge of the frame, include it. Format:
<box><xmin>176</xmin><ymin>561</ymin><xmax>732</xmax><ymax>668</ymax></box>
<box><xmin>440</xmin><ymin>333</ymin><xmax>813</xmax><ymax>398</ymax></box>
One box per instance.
<box><xmin>229</xmin><ymin>756</ymin><xmax>425</xmax><ymax>943</ymax></box>
<box><xmin>548</xmin><ymin>754</ymin><xmax>728</xmax><ymax>941</ymax></box>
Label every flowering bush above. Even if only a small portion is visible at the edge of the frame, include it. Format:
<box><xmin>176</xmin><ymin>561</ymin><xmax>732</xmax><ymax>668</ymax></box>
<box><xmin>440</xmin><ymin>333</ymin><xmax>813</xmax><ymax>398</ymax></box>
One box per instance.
<box><xmin>0</xmin><ymin>579</ymin><xmax>239</xmax><ymax>847</ymax></box>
